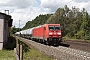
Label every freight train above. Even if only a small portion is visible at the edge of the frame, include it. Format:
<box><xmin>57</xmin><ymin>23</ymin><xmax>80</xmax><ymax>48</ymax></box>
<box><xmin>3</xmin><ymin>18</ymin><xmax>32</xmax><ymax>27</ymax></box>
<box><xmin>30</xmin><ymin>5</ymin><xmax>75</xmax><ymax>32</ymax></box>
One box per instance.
<box><xmin>15</xmin><ymin>24</ymin><xmax>62</xmax><ymax>45</ymax></box>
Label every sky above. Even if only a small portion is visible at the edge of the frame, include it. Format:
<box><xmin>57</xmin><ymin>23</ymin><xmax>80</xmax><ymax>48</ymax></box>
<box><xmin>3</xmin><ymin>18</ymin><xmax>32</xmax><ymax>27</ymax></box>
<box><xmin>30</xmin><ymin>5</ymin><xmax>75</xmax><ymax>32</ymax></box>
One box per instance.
<box><xmin>0</xmin><ymin>0</ymin><xmax>90</xmax><ymax>28</ymax></box>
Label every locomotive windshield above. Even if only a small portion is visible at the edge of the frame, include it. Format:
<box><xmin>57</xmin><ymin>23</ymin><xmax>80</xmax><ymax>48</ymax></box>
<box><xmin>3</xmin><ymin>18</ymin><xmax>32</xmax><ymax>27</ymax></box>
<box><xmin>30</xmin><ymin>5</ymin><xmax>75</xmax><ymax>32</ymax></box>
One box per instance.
<box><xmin>55</xmin><ymin>26</ymin><xmax>60</xmax><ymax>30</ymax></box>
<box><xmin>48</xmin><ymin>26</ymin><xmax>60</xmax><ymax>30</ymax></box>
<box><xmin>49</xmin><ymin>26</ymin><xmax>54</xmax><ymax>30</ymax></box>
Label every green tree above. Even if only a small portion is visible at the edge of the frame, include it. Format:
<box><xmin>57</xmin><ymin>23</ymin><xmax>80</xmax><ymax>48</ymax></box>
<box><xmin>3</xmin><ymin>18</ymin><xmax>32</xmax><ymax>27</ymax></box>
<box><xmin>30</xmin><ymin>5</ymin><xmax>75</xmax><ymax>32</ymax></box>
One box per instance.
<box><xmin>22</xmin><ymin>5</ymin><xmax>90</xmax><ymax>40</ymax></box>
<box><xmin>10</xmin><ymin>26</ymin><xmax>19</xmax><ymax>34</ymax></box>
<box><xmin>22</xmin><ymin>14</ymin><xmax>52</xmax><ymax>30</ymax></box>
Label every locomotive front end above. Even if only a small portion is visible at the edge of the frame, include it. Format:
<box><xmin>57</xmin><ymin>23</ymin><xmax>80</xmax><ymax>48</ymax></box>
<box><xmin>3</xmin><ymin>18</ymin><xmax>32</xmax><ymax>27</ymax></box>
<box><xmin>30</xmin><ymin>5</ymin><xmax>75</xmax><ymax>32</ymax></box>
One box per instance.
<box><xmin>47</xmin><ymin>24</ymin><xmax>62</xmax><ymax>44</ymax></box>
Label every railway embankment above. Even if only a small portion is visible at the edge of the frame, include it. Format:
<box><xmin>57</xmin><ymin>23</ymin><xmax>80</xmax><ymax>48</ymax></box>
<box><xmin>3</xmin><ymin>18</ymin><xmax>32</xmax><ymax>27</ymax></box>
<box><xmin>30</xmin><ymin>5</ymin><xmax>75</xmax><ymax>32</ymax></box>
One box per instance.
<box><xmin>16</xmin><ymin>36</ymin><xmax>90</xmax><ymax>60</ymax></box>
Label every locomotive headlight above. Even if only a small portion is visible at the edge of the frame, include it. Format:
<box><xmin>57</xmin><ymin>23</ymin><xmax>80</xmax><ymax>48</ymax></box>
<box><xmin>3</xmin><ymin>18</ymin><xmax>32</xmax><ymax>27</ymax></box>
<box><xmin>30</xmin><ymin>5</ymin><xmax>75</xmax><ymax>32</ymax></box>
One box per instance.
<box><xmin>49</xmin><ymin>32</ymin><xmax>53</xmax><ymax>35</ymax></box>
<box><xmin>58</xmin><ymin>32</ymin><xmax>61</xmax><ymax>35</ymax></box>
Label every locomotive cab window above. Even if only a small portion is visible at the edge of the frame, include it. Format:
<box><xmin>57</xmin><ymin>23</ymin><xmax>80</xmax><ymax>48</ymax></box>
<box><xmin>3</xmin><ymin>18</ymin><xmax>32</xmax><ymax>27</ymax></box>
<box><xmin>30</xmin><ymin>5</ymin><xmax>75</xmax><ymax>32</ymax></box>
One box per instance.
<box><xmin>48</xmin><ymin>26</ymin><xmax>54</xmax><ymax>30</ymax></box>
<box><xmin>48</xmin><ymin>26</ymin><xmax>60</xmax><ymax>30</ymax></box>
<box><xmin>55</xmin><ymin>26</ymin><xmax>60</xmax><ymax>30</ymax></box>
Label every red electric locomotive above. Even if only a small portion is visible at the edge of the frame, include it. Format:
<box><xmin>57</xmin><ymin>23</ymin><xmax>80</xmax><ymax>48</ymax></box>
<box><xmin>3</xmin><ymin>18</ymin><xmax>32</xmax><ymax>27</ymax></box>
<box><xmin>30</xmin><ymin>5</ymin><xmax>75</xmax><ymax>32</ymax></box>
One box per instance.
<box><xmin>32</xmin><ymin>24</ymin><xmax>62</xmax><ymax>45</ymax></box>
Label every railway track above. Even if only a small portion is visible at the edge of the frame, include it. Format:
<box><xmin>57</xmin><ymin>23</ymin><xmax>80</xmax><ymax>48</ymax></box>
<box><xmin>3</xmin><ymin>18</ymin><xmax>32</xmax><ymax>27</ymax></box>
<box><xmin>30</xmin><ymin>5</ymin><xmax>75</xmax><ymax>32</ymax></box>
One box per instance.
<box><xmin>63</xmin><ymin>40</ymin><xmax>90</xmax><ymax>52</ymax></box>
<box><xmin>16</xmin><ymin>36</ymin><xmax>90</xmax><ymax>60</ymax></box>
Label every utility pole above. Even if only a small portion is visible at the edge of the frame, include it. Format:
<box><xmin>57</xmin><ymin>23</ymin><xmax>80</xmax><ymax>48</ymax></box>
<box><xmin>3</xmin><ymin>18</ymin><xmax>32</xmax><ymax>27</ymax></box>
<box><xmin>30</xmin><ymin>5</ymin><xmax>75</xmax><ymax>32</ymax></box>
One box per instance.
<box><xmin>19</xmin><ymin>20</ymin><xmax>21</xmax><ymax>32</ymax></box>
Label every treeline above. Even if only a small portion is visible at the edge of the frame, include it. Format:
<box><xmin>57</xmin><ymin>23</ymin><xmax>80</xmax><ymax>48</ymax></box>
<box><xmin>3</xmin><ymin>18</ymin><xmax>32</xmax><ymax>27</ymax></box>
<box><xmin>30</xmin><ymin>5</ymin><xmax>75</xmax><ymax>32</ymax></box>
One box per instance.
<box><xmin>22</xmin><ymin>14</ymin><xmax>52</xmax><ymax>30</ymax></box>
<box><xmin>48</xmin><ymin>5</ymin><xmax>90</xmax><ymax>40</ymax></box>
<box><xmin>11</xmin><ymin>5</ymin><xmax>90</xmax><ymax>40</ymax></box>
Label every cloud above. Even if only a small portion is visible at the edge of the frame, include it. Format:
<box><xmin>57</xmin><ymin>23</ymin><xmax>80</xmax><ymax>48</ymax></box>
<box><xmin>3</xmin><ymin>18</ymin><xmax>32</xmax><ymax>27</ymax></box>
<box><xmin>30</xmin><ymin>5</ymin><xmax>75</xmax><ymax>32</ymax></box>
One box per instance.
<box><xmin>68</xmin><ymin>0</ymin><xmax>90</xmax><ymax>11</ymax></box>
<box><xmin>40</xmin><ymin>0</ymin><xmax>90</xmax><ymax>13</ymax></box>
<box><xmin>73</xmin><ymin>0</ymin><xmax>89</xmax><ymax>3</ymax></box>
<box><xmin>0</xmin><ymin>0</ymin><xmax>90</xmax><ymax>28</ymax></box>
<box><xmin>11</xmin><ymin>6</ymin><xmax>47</xmax><ymax>28</ymax></box>
<box><xmin>0</xmin><ymin>0</ymin><xmax>42</xmax><ymax>28</ymax></box>
<box><xmin>40</xmin><ymin>0</ymin><xmax>60</xmax><ymax>12</ymax></box>
<box><xmin>40</xmin><ymin>0</ymin><xmax>74</xmax><ymax>12</ymax></box>
<box><xmin>0</xmin><ymin>0</ymin><xmax>10</xmax><ymax>4</ymax></box>
<box><xmin>0</xmin><ymin>0</ymin><xmax>37</xmax><ymax>9</ymax></box>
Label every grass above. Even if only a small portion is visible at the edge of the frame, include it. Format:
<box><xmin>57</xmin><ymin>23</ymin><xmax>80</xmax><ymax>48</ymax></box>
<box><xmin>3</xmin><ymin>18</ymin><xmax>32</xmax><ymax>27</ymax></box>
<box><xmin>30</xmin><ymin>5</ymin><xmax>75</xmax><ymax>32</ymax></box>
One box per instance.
<box><xmin>63</xmin><ymin>36</ymin><xmax>90</xmax><ymax>42</ymax></box>
<box><xmin>0</xmin><ymin>36</ymin><xmax>16</xmax><ymax>60</ymax></box>
<box><xmin>0</xmin><ymin>50</ymin><xmax>16</xmax><ymax>60</ymax></box>
<box><xmin>23</xmin><ymin>46</ymin><xmax>53</xmax><ymax>60</ymax></box>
